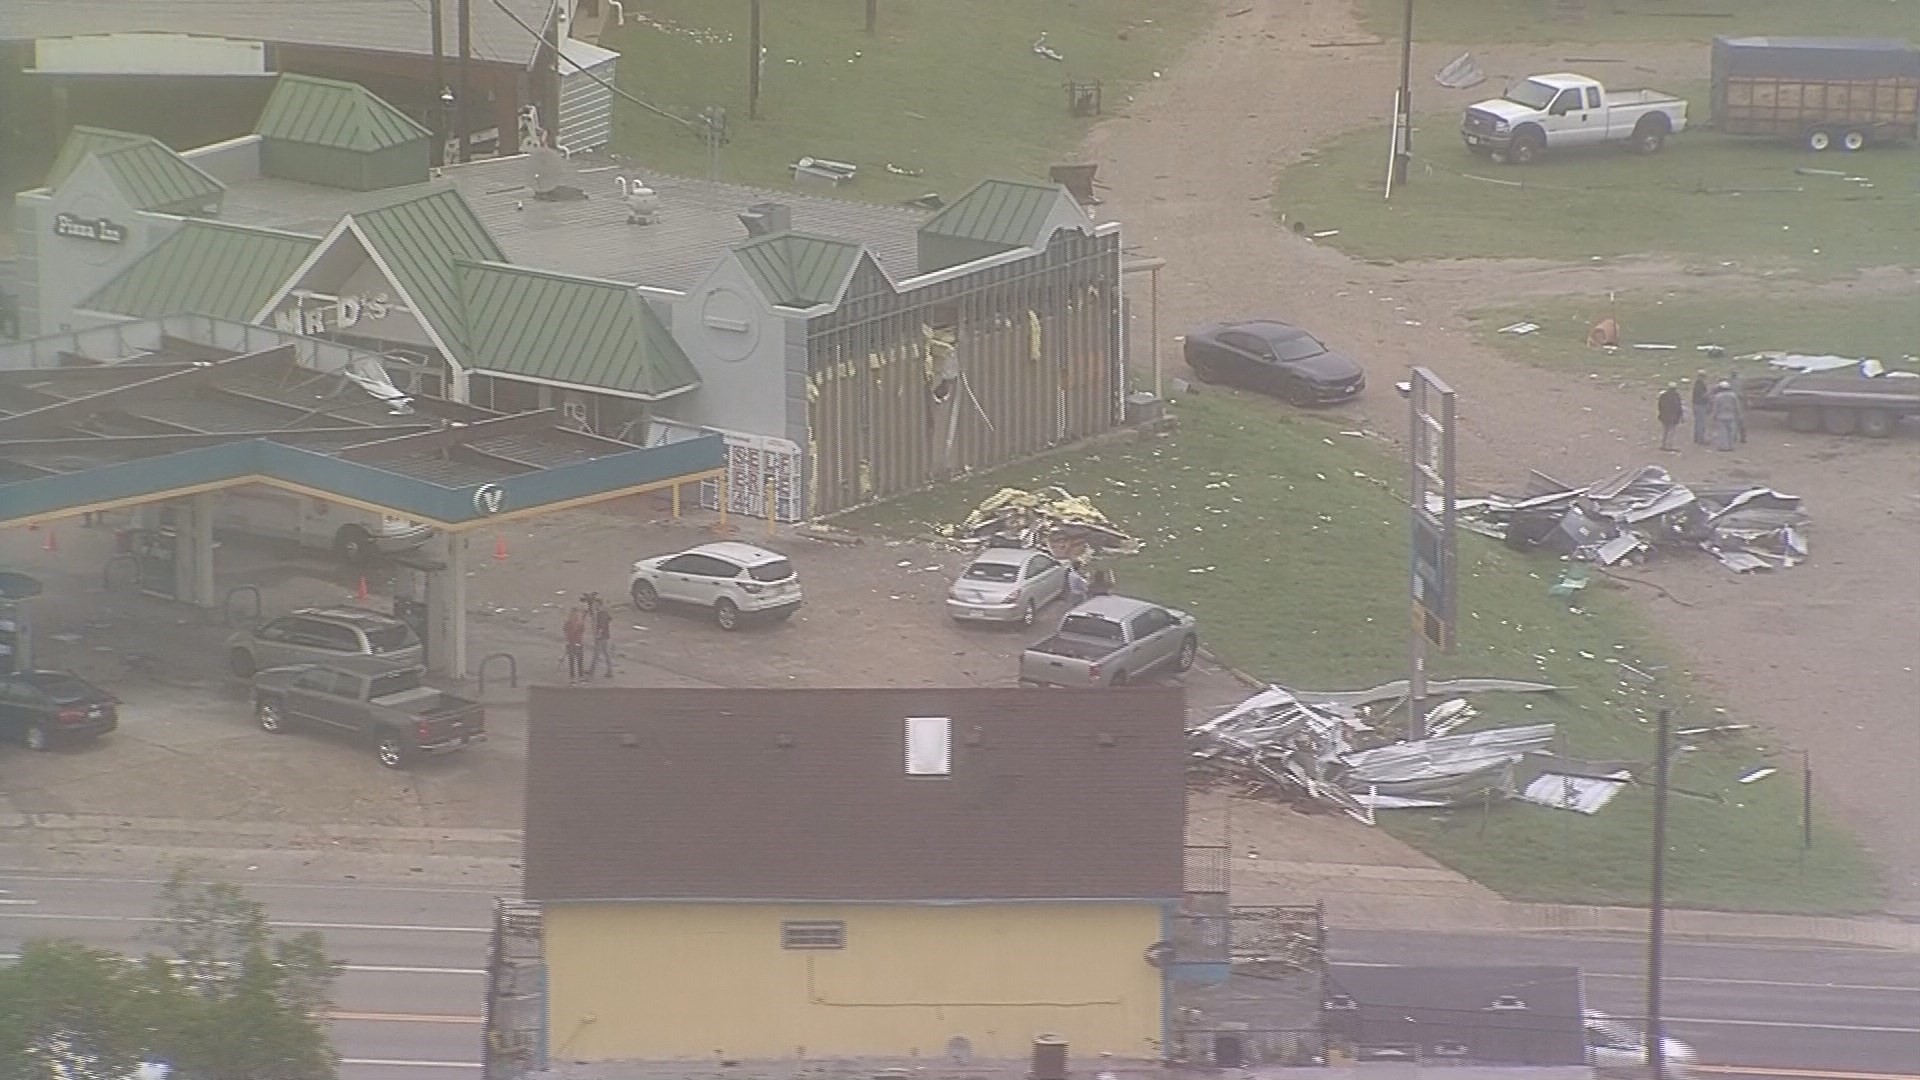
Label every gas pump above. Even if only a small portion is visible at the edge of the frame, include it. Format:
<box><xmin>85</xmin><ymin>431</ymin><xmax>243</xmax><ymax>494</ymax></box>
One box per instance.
<box><xmin>0</xmin><ymin>572</ymin><xmax>46</xmax><ymax>675</ymax></box>
<box><xmin>130</xmin><ymin>528</ymin><xmax>181</xmax><ymax>600</ymax></box>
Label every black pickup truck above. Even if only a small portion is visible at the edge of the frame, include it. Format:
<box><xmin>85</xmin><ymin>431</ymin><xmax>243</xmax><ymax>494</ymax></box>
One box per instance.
<box><xmin>251</xmin><ymin>656</ymin><xmax>486</xmax><ymax>769</ymax></box>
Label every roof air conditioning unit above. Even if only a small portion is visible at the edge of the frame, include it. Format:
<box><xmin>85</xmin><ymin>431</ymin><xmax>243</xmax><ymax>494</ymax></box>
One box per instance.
<box><xmin>739</xmin><ymin>201</ymin><xmax>792</xmax><ymax>237</ymax></box>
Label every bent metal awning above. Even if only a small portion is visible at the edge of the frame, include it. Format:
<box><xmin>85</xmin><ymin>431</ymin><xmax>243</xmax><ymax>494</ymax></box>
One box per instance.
<box><xmin>0</xmin><ymin>315</ymin><xmax>724</xmax><ymax>530</ymax></box>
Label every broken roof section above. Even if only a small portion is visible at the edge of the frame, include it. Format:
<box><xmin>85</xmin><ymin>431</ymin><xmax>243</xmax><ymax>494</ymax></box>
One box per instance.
<box><xmin>80</xmin><ymin>220</ymin><xmax>321</xmax><ymax>322</ymax></box>
<box><xmin>458</xmin><ymin>262</ymin><xmax>699</xmax><ymax>401</ymax></box>
<box><xmin>916</xmin><ymin>178</ymin><xmax>1088</xmax><ymax>273</ymax></box>
<box><xmin>732</xmin><ymin>232</ymin><xmax>863</xmax><ymax>309</ymax></box>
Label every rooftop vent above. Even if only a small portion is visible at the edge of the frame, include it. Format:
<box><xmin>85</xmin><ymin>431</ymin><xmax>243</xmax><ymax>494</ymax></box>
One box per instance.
<box><xmin>739</xmin><ymin>201</ymin><xmax>791</xmax><ymax>237</ymax></box>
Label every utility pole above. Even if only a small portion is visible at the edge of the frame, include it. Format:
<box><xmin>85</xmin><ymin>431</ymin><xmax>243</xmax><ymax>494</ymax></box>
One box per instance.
<box><xmin>1394</xmin><ymin>0</ymin><xmax>1414</xmax><ymax>185</ymax></box>
<box><xmin>456</xmin><ymin>0</ymin><xmax>472</xmax><ymax>163</ymax></box>
<box><xmin>748</xmin><ymin>0</ymin><xmax>763</xmax><ymax>119</ymax></box>
<box><xmin>1646</xmin><ymin>705</ymin><xmax>1672</xmax><ymax>1080</ymax></box>
<box><xmin>430</xmin><ymin>0</ymin><xmax>446</xmax><ymax>165</ymax></box>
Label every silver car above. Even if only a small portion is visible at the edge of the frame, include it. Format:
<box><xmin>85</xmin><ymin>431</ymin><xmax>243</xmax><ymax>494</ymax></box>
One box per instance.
<box><xmin>226</xmin><ymin>605</ymin><xmax>423</xmax><ymax>678</ymax></box>
<box><xmin>946</xmin><ymin>547</ymin><xmax>1070</xmax><ymax>626</ymax></box>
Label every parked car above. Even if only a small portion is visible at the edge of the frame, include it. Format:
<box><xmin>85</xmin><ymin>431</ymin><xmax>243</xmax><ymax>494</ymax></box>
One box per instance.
<box><xmin>164</xmin><ymin>483</ymin><xmax>432</xmax><ymax>562</ymax></box>
<box><xmin>1462</xmin><ymin>73</ymin><xmax>1688</xmax><ymax>162</ymax></box>
<box><xmin>1713</xmin><ymin>35</ymin><xmax>1919</xmax><ymax>151</ymax></box>
<box><xmin>1183</xmin><ymin>320</ymin><xmax>1366</xmax><ymax>405</ymax></box>
<box><xmin>947</xmin><ymin>547</ymin><xmax>1070</xmax><ymax>625</ymax></box>
<box><xmin>628</xmin><ymin>541</ymin><xmax>801</xmax><ymax>631</ymax></box>
<box><xmin>0</xmin><ymin>670</ymin><xmax>118</xmax><ymax>750</ymax></box>
<box><xmin>1585</xmin><ymin>1011</ymin><xmax>1699</xmax><ymax>1078</ymax></box>
<box><xmin>226</xmin><ymin>605</ymin><xmax>423</xmax><ymax>678</ymax></box>
<box><xmin>1018</xmin><ymin>595</ymin><xmax>1198</xmax><ymax>688</ymax></box>
<box><xmin>251</xmin><ymin>657</ymin><xmax>486</xmax><ymax>769</ymax></box>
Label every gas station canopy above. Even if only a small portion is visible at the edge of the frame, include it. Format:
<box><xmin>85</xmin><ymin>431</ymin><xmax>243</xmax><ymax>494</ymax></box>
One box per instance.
<box><xmin>0</xmin><ymin>315</ymin><xmax>725</xmax><ymax>529</ymax></box>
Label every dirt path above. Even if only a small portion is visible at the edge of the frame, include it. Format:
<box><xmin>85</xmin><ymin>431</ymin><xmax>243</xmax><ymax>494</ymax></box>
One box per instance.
<box><xmin>1085</xmin><ymin>0</ymin><xmax>1920</xmax><ymax>911</ymax></box>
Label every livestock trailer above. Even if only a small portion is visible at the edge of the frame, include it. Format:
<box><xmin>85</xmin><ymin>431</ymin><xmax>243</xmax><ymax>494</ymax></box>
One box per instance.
<box><xmin>1711</xmin><ymin>36</ymin><xmax>1920</xmax><ymax>150</ymax></box>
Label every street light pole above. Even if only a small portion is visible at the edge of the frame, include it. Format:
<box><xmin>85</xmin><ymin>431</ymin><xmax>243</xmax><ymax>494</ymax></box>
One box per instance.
<box><xmin>1646</xmin><ymin>705</ymin><xmax>1672</xmax><ymax>1080</ymax></box>
<box><xmin>1393</xmin><ymin>0</ymin><xmax>1414</xmax><ymax>185</ymax></box>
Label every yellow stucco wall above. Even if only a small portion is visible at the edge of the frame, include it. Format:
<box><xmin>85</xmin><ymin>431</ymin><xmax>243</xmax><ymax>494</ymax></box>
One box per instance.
<box><xmin>543</xmin><ymin>901</ymin><xmax>1166</xmax><ymax>1061</ymax></box>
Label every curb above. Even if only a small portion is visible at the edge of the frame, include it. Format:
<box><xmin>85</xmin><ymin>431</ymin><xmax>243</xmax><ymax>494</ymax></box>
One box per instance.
<box><xmin>4</xmin><ymin>813</ymin><xmax>523</xmax><ymax>860</ymax></box>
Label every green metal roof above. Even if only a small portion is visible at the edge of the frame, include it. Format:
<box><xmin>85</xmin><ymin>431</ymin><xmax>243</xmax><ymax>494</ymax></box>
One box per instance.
<box><xmin>80</xmin><ymin>221</ymin><xmax>320</xmax><ymax>321</ymax></box>
<box><xmin>45</xmin><ymin>126</ymin><xmax>143</xmax><ymax>188</ymax></box>
<box><xmin>256</xmin><ymin>73</ymin><xmax>432</xmax><ymax>152</ymax></box>
<box><xmin>458</xmin><ymin>262</ymin><xmax>699</xmax><ymax>401</ymax></box>
<box><xmin>45</xmin><ymin>127</ymin><xmax>226</xmax><ymax>211</ymax></box>
<box><xmin>734</xmin><ymin>232</ymin><xmax>863</xmax><ymax>308</ymax></box>
<box><xmin>918</xmin><ymin>179</ymin><xmax>1068</xmax><ymax>249</ymax></box>
<box><xmin>350</xmin><ymin>187</ymin><xmax>505</xmax><ymax>355</ymax></box>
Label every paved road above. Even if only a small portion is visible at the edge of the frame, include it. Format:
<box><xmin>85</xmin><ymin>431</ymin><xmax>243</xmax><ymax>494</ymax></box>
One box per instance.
<box><xmin>3</xmin><ymin>868</ymin><xmax>1917</xmax><ymax>1080</ymax></box>
<box><xmin>1330</xmin><ymin>927</ymin><xmax>1920</xmax><ymax>1078</ymax></box>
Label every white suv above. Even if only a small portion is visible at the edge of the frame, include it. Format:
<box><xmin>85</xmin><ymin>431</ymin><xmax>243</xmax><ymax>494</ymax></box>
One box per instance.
<box><xmin>628</xmin><ymin>542</ymin><xmax>802</xmax><ymax>630</ymax></box>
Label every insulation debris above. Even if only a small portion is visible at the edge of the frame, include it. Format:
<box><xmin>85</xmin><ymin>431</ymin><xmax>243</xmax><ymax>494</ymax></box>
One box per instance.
<box><xmin>1189</xmin><ymin>683</ymin><xmax>1562</xmax><ymax>823</ymax></box>
<box><xmin>1450</xmin><ymin>465</ymin><xmax>1811</xmax><ymax>575</ymax></box>
<box><xmin>1520</xmin><ymin>769</ymin><xmax>1632</xmax><ymax>814</ymax></box>
<box><xmin>939</xmin><ymin>486</ymin><xmax>1140</xmax><ymax>560</ymax></box>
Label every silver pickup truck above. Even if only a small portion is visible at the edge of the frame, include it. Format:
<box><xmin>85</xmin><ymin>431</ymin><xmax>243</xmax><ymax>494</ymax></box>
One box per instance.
<box><xmin>1018</xmin><ymin>594</ymin><xmax>1199</xmax><ymax>688</ymax></box>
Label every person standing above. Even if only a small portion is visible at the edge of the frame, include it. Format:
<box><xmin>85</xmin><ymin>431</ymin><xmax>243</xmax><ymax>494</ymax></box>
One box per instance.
<box><xmin>562</xmin><ymin>605</ymin><xmax>587</xmax><ymax>682</ymax></box>
<box><xmin>1689</xmin><ymin>370</ymin><xmax>1711</xmax><ymax>445</ymax></box>
<box><xmin>1065</xmin><ymin>564</ymin><xmax>1089</xmax><ymax>606</ymax></box>
<box><xmin>1725</xmin><ymin>367</ymin><xmax>1748</xmax><ymax>443</ymax></box>
<box><xmin>1708</xmin><ymin>380</ymin><xmax>1742</xmax><ymax>451</ymax></box>
<box><xmin>587</xmin><ymin>595</ymin><xmax>615</xmax><ymax>679</ymax></box>
<box><xmin>1657</xmin><ymin>382</ymin><xmax>1684</xmax><ymax>452</ymax></box>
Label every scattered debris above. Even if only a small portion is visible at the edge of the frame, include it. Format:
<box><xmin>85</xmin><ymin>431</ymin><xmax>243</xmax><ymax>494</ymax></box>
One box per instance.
<box><xmin>1632</xmin><ymin>343</ymin><xmax>1678</xmax><ymax>351</ymax></box>
<box><xmin>1737</xmin><ymin>766</ymin><xmax>1778</xmax><ymax>784</ymax></box>
<box><xmin>938</xmin><ymin>486</ymin><xmax>1140</xmax><ymax>561</ymax></box>
<box><xmin>1310</xmin><ymin>229</ymin><xmax>1341</xmax><ymax>239</ymax></box>
<box><xmin>1452</xmin><ymin>465</ymin><xmax>1811</xmax><ymax>575</ymax></box>
<box><xmin>1753</xmin><ymin>351</ymin><xmax>1862</xmax><ymax>373</ymax></box>
<box><xmin>1587</xmin><ymin>318</ymin><xmax>1619</xmax><ymax>348</ymax></box>
<box><xmin>884</xmin><ymin>163</ymin><xmax>924</xmax><ymax>177</ymax></box>
<box><xmin>1190</xmin><ymin>683</ymin><xmax>1564</xmax><ymax>822</ymax></box>
<box><xmin>1031</xmin><ymin>32</ymin><xmax>1065</xmax><ymax>61</ymax></box>
<box><xmin>1497</xmin><ymin>321</ymin><xmax>1540</xmax><ymax>335</ymax></box>
<box><xmin>1520</xmin><ymin>767</ymin><xmax>1632</xmax><ymax>814</ymax></box>
<box><xmin>1435</xmin><ymin>52</ymin><xmax>1486</xmax><ymax>89</ymax></box>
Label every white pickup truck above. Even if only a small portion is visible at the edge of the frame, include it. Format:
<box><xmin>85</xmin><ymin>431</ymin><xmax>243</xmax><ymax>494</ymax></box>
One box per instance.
<box><xmin>1461</xmin><ymin>73</ymin><xmax>1688</xmax><ymax>164</ymax></box>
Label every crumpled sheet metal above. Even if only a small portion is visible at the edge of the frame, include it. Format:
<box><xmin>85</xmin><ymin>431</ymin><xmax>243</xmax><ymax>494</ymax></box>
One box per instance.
<box><xmin>1288</xmin><ymin>677</ymin><xmax>1561</xmax><ymax>711</ymax></box>
<box><xmin>938</xmin><ymin>485</ymin><xmax>1140</xmax><ymax>557</ymax></box>
<box><xmin>1190</xmin><ymin>685</ymin><xmax>1559</xmax><ymax>823</ymax></box>
<box><xmin>1449</xmin><ymin>465</ymin><xmax>1812</xmax><ymax>574</ymax></box>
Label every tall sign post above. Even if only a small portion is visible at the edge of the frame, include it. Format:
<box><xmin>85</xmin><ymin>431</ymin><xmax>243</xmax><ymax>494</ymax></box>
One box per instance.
<box><xmin>1407</xmin><ymin>368</ymin><xmax>1457</xmax><ymax>740</ymax></box>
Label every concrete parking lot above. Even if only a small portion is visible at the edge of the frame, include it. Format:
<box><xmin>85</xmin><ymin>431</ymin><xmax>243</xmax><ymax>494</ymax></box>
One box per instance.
<box><xmin>0</xmin><ymin>497</ymin><xmax>1253</xmax><ymax>832</ymax></box>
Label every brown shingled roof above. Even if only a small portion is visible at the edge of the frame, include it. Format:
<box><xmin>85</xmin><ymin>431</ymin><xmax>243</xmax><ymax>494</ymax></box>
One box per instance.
<box><xmin>523</xmin><ymin>687</ymin><xmax>1187</xmax><ymax>904</ymax></box>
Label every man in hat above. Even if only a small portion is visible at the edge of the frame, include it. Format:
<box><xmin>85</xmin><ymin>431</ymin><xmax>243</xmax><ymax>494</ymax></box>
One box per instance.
<box><xmin>1689</xmin><ymin>370</ymin><xmax>1712</xmax><ymax>445</ymax></box>
<box><xmin>1725</xmin><ymin>367</ymin><xmax>1748</xmax><ymax>443</ymax></box>
<box><xmin>1657</xmin><ymin>382</ymin><xmax>1684</xmax><ymax>452</ymax></box>
<box><xmin>1708</xmin><ymin>380</ymin><xmax>1742</xmax><ymax>451</ymax></box>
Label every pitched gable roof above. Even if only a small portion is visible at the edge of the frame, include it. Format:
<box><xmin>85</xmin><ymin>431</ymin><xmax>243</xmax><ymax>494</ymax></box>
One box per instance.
<box><xmin>920</xmin><ymin>178</ymin><xmax>1074</xmax><ymax>249</ymax></box>
<box><xmin>733</xmin><ymin>232</ymin><xmax>863</xmax><ymax>308</ymax></box>
<box><xmin>349</xmin><ymin>187</ymin><xmax>505</xmax><ymax>354</ymax></box>
<box><xmin>80</xmin><ymin>221</ymin><xmax>320</xmax><ymax>321</ymax></box>
<box><xmin>523</xmin><ymin>686</ymin><xmax>1188</xmax><ymax>903</ymax></box>
<box><xmin>45</xmin><ymin>126</ymin><xmax>143</xmax><ymax>188</ymax></box>
<box><xmin>256</xmin><ymin>73</ymin><xmax>432</xmax><ymax>152</ymax></box>
<box><xmin>458</xmin><ymin>262</ymin><xmax>698</xmax><ymax>401</ymax></box>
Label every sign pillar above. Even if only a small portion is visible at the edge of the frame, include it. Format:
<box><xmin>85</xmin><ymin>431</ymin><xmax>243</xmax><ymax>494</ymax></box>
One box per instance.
<box><xmin>1407</xmin><ymin>367</ymin><xmax>1457</xmax><ymax>740</ymax></box>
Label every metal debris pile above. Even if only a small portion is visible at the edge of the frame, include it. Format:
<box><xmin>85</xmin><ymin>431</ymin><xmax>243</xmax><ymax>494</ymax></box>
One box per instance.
<box><xmin>1189</xmin><ymin>680</ymin><xmax>1561</xmax><ymax>824</ymax></box>
<box><xmin>1451</xmin><ymin>465</ymin><xmax>1811</xmax><ymax>574</ymax></box>
<box><xmin>939</xmin><ymin>486</ymin><xmax>1140</xmax><ymax>558</ymax></box>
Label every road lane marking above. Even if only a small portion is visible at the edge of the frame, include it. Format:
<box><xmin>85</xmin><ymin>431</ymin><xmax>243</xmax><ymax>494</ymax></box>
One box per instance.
<box><xmin>1675</xmin><ymin>1015</ymin><xmax>1919</xmax><ymax>1034</ymax></box>
<box><xmin>1584</xmin><ymin>970</ymin><xmax>1920</xmax><ymax>993</ymax></box>
<box><xmin>0</xmin><ymin>912</ymin><xmax>487</xmax><ymax>933</ymax></box>
<box><xmin>328</xmin><ymin>1011</ymin><xmax>482</xmax><ymax>1025</ymax></box>
<box><xmin>0</xmin><ymin>954</ymin><xmax>484</xmax><ymax>976</ymax></box>
<box><xmin>0</xmin><ymin>899</ymin><xmax>40</xmax><ymax>906</ymax></box>
<box><xmin>336</xmin><ymin>1053</ymin><xmax>478</xmax><ymax>1060</ymax></box>
<box><xmin>1704</xmin><ymin>1060</ymin><xmax>1920</xmax><ymax>1068</ymax></box>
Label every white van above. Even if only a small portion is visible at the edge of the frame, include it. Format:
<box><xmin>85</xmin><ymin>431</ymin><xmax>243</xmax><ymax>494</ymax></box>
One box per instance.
<box><xmin>213</xmin><ymin>485</ymin><xmax>433</xmax><ymax>562</ymax></box>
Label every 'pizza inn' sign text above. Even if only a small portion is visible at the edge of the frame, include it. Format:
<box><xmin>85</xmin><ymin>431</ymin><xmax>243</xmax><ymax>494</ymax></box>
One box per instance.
<box><xmin>53</xmin><ymin>213</ymin><xmax>127</xmax><ymax>244</ymax></box>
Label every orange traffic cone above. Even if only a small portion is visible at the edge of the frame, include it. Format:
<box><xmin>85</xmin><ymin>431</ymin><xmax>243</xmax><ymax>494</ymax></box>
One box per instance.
<box><xmin>356</xmin><ymin>576</ymin><xmax>370</xmax><ymax>603</ymax></box>
<box><xmin>494</xmin><ymin>535</ymin><xmax>509</xmax><ymax>561</ymax></box>
<box><xmin>42</xmin><ymin>529</ymin><xmax>57</xmax><ymax>553</ymax></box>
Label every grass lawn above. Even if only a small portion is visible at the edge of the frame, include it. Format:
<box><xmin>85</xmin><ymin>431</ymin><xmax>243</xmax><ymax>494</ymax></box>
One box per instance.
<box><xmin>1471</xmin><ymin>291</ymin><xmax>1920</xmax><ymax>385</ymax></box>
<box><xmin>835</xmin><ymin>389</ymin><xmax>1881</xmax><ymax>913</ymax></box>
<box><xmin>1274</xmin><ymin>127</ymin><xmax>1920</xmax><ymax>277</ymax></box>
<box><xmin>604</xmin><ymin>0</ymin><xmax>1211</xmax><ymax>200</ymax></box>
<box><xmin>1358</xmin><ymin>0</ymin><xmax>1920</xmax><ymax>44</ymax></box>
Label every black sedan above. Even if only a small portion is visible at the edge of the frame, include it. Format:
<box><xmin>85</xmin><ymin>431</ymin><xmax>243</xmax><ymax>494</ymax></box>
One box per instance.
<box><xmin>1183</xmin><ymin>319</ymin><xmax>1366</xmax><ymax>405</ymax></box>
<box><xmin>0</xmin><ymin>670</ymin><xmax>119</xmax><ymax>750</ymax></box>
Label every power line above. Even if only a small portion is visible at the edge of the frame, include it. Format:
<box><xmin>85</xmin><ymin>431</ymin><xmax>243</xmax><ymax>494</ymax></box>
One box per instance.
<box><xmin>484</xmin><ymin>0</ymin><xmax>707</xmax><ymax>136</ymax></box>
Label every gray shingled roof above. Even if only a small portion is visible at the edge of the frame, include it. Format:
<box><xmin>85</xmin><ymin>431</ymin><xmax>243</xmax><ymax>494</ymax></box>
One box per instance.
<box><xmin>4</xmin><ymin>0</ymin><xmax>558</xmax><ymax>66</ymax></box>
<box><xmin>216</xmin><ymin>157</ymin><xmax>932</xmax><ymax>293</ymax></box>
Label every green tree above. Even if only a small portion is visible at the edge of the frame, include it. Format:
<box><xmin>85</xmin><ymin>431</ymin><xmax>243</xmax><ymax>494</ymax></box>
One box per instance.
<box><xmin>0</xmin><ymin>862</ymin><xmax>341</xmax><ymax>1080</ymax></box>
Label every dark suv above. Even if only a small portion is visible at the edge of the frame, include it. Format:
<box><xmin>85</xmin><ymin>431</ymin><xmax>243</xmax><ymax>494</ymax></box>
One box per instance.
<box><xmin>226</xmin><ymin>606</ymin><xmax>423</xmax><ymax>678</ymax></box>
